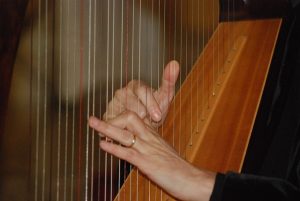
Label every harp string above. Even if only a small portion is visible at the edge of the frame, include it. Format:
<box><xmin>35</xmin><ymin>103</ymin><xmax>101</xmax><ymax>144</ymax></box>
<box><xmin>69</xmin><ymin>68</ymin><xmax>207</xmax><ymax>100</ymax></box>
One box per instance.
<box><xmin>196</xmin><ymin>0</ymin><xmax>200</xmax><ymax>134</ymax></box>
<box><xmin>217</xmin><ymin>3</ymin><xmax>221</xmax><ymax>87</ymax></box>
<box><xmin>104</xmin><ymin>0</ymin><xmax>110</xmax><ymax>200</ymax></box>
<box><xmin>190</xmin><ymin>0</ymin><xmax>194</xmax><ymax>146</ymax></box>
<box><xmin>63</xmin><ymin>0</ymin><xmax>70</xmax><ymax>200</ymax></box>
<box><xmin>29</xmin><ymin>0</ymin><xmax>34</xmax><ymax>198</ymax></box>
<box><xmin>206</xmin><ymin>1</ymin><xmax>210</xmax><ymax>110</ymax></box>
<box><xmin>42</xmin><ymin>0</ymin><xmax>49</xmax><ymax>199</ymax></box>
<box><xmin>34</xmin><ymin>0</ymin><xmax>42</xmax><ymax>199</ymax></box>
<box><xmin>149</xmin><ymin>0</ymin><xmax>155</xmax><ymax>199</ymax></box>
<box><xmin>111</xmin><ymin>0</ymin><xmax>116</xmax><ymax>200</ymax></box>
<box><xmin>98</xmin><ymin>0</ymin><xmax>104</xmax><ymax>200</ymax></box>
<box><xmin>85</xmin><ymin>0</ymin><xmax>92</xmax><ymax>199</ymax></box>
<box><xmin>35</xmin><ymin>0</ymin><xmax>41</xmax><ymax>200</ymax></box>
<box><xmin>212</xmin><ymin>0</ymin><xmax>216</xmax><ymax>97</ymax></box>
<box><xmin>78</xmin><ymin>0</ymin><xmax>85</xmax><ymax>199</ymax></box>
<box><xmin>202</xmin><ymin>0</ymin><xmax>205</xmax><ymax>121</ymax></box>
<box><xmin>160</xmin><ymin>0</ymin><xmax>166</xmax><ymax>199</ymax></box>
<box><xmin>117</xmin><ymin>0</ymin><xmax>124</xmax><ymax>200</ymax></box>
<box><xmin>123</xmin><ymin>0</ymin><xmax>130</xmax><ymax>200</ymax></box>
<box><xmin>184</xmin><ymin>0</ymin><xmax>188</xmax><ymax>159</ymax></box>
<box><xmin>227</xmin><ymin>0</ymin><xmax>230</xmax><ymax>66</ymax></box>
<box><xmin>173</xmin><ymin>0</ymin><xmax>177</xmax><ymax>149</ymax></box>
<box><xmin>170</xmin><ymin>0</ymin><xmax>175</xmax><ymax>156</ymax></box>
<box><xmin>91</xmin><ymin>0</ymin><xmax>97</xmax><ymax>199</ymax></box>
<box><xmin>57</xmin><ymin>0</ymin><xmax>63</xmax><ymax>200</ymax></box>
<box><xmin>130</xmin><ymin>0</ymin><xmax>135</xmax><ymax>200</ymax></box>
<box><xmin>71</xmin><ymin>0</ymin><xmax>78</xmax><ymax>200</ymax></box>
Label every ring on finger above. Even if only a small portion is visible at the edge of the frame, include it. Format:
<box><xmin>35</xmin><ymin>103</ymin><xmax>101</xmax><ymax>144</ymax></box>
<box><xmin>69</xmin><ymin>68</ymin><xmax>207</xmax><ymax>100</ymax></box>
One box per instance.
<box><xmin>127</xmin><ymin>134</ymin><xmax>136</xmax><ymax>148</ymax></box>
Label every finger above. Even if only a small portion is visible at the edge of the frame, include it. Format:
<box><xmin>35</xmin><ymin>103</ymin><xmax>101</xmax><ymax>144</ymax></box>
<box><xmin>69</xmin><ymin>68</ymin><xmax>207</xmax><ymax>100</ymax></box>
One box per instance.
<box><xmin>89</xmin><ymin>116</ymin><xmax>137</xmax><ymax>147</ymax></box>
<box><xmin>103</xmin><ymin>97</ymin><xmax>124</xmax><ymax>120</ymax></box>
<box><xmin>131</xmin><ymin>81</ymin><xmax>162</xmax><ymax>122</ymax></box>
<box><xmin>157</xmin><ymin>60</ymin><xmax>180</xmax><ymax>102</ymax></box>
<box><xmin>106</xmin><ymin>111</ymin><xmax>147</xmax><ymax>139</ymax></box>
<box><xmin>114</xmin><ymin>88</ymin><xmax>147</xmax><ymax>118</ymax></box>
<box><xmin>100</xmin><ymin>141</ymin><xmax>137</xmax><ymax>165</ymax></box>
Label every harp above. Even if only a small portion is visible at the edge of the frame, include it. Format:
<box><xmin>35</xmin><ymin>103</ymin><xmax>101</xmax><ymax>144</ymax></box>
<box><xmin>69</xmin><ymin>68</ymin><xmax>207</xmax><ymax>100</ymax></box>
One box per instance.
<box><xmin>0</xmin><ymin>0</ymin><xmax>285</xmax><ymax>200</ymax></box>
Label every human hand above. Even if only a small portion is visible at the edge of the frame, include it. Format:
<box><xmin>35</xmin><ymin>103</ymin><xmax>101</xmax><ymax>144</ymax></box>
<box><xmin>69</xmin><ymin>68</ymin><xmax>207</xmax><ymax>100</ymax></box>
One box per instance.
<box><xmin>89</xmin><ymin>112</ymin><xmax>215</xmax><ymax>201</ymax></box>
<box><xmin>104</xmin><ymin>60</ymin><xmax>180</xmax><ymax>128</ymax></box>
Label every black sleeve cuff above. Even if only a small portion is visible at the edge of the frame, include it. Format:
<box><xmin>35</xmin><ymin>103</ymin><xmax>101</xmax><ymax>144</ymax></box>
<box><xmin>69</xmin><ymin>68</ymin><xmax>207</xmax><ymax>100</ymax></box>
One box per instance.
<box><xmin>209</xmin><ymin>173</ymin><xmax>226</xmax><ymax>201</ymax></box>
<box><xmin>209</xmin><ymin>171</ymin><xmax>300</xmax><ymax>201</ymax></box>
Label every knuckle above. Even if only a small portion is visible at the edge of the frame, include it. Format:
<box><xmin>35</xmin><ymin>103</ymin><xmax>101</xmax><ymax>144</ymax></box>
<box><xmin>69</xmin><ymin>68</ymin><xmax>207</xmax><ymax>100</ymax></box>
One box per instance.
<box><xmin>122</xmin><ymin>130</ymin><xmax>130</xmax><ymax>140</ymax></box>
<box><xmin>107</xmin><ymin>99</ymin><xmax>114</xmax><ymax>109</ymax></box>
<box><xmin>102</xmin><ymin>112</ymin><xmax>107</xmax><ymax>120</ymax></box>
<box><xmin>128</xmin><ymin>80</ymin><xmax>137</xmax><ymax>87</ymax></box>
<box><xmin>137</xmin><ymin>103</ymin><xmax>147</xmax><ymax>117</ymax></box>
<box><xmin>106</xmin><ymin>102</ymin><xmax>115</xmax><ymax>117</ymax></box>
<box><xmin>136</xmin><ymin>84</ymin><xmax>147</xmax><ymax>95</ymax></box>
<box><xmin>126</xmin><ymin>111</ymin><xmax>138</xmax><ymax>122</ymax></box>
<box><xmin>114</xmin><ymin>88</ymin><xmax>124</xmax><ymax>98</ymax></box>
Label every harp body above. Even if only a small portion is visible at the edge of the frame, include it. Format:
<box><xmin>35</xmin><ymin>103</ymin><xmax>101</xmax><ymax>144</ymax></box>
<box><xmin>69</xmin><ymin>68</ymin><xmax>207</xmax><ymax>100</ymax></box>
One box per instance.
<box><xmin>115</xmin><ymin>19</ymin><xmax>281</xmax><ymax>200</ymax></box>
<box><xmin>0</xmin><ymin>0</ymin><xmax>284</xmax><ymax>200</ymax></box>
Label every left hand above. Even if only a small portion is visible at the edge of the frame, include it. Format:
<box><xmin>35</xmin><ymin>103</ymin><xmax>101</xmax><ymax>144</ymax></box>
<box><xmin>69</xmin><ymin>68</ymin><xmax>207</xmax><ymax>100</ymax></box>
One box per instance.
<box><xmin>89</xmin><ymin>112</ymin><xmax>215</xmax><ymax>201</ymax></box>
<box><xmin>103</xmin><ymin>60</ymin><xmax>180</xmax><ymax>128</ymax></box>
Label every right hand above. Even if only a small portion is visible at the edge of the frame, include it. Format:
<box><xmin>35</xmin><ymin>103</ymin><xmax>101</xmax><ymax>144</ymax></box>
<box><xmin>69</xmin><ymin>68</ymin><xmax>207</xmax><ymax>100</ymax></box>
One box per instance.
<box><xmin>104</xmin><ymin>60</ymin><xmax>180</xmax><ymax>128</ymax></box>
<box><xmin>89</xmin><ymin>111</ymin><xmax>215</xmax><ymax>201</ymax></box>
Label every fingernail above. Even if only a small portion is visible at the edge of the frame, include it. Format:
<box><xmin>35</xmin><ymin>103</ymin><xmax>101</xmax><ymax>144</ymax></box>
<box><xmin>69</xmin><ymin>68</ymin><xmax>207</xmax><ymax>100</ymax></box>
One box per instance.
<box><xmin>139</xmin><ymin>110</ymin><xmax>146</xmax><ymax>118</ymax></box>
<box><xmin>152</xmin><ymin>109</ymin><xmax>162</xmax><ymax>120</ymax></box>
<box><xmin>89</xmin><ymin>117</ymin><xmax>99</xmax><ymax>127</ymax></box>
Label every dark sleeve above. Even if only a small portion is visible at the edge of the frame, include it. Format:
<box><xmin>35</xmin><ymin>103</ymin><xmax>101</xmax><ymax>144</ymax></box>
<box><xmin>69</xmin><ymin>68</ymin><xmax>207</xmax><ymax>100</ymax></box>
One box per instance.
<box><xmin>209</xmin><ymin>172</ymin><xmax>300</xmax><ymax>201</ymax></box>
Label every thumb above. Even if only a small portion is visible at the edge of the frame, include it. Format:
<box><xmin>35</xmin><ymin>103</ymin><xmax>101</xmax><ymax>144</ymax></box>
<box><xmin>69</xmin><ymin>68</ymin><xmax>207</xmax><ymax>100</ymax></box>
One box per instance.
<box><xmin>158</xmin><ymin>60</ymin><xmax>180</xmax><ymax>102</ymax></box>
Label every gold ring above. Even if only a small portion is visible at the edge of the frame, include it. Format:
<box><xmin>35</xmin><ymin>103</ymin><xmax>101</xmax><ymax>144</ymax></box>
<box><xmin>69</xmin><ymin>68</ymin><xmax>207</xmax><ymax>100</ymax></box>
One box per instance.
<box><xmin>127</xmin><ymin>134</ymin><xmax>136</xmax><ymax>148</ymax></box>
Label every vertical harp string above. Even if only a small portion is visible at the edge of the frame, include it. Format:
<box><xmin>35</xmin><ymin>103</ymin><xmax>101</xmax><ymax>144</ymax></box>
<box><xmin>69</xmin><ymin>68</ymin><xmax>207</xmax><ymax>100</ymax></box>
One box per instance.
<box><xmin>57</xmin><ymin>0</ymin><xmax>63</xmax><ymax>199</ymax></box>
<box><xmin>227</xmin><ymin>0</ymin><xmax>230</xmax><ymax>53</ymax></box>
<box><xmin>111</xmin><ymin>0</ymin><xmax>116</xmax><ymax>200</ymax></box>
<box><xmin>42</xmin><ymin>0</ymin><xmax>49</xmax><ymax>199</ymax></box>
<box><xmin>130</xmin><ymin>0</ymin><xmax>135</xmax><ymax>199</ymax></box>
<box><xmin>173</xmin><ymin>0</ymin><xmax>177</xmax><ymax>148</ymax></box>
<box><xmin>71</xmin><ymin>0</ymin><xmax>78</xmax><ymax>200</ymax></box>
<box><xmin>105</xmin><ymin>0</ymin><xmax>110</xmax><ymax>200</ymax></box>
<box><xmin>29</xmin><ymin>0</ymin><xmax>34</xmax><ymax>198</ymax></box>
<box><xmin>161</xmin><ymin>0</ymin><xmax>166</xmax><ymax>199</ymax></box>
<box><xmin>149</xmin><ymin>0</ymin><xmax>155</xmax><ymax>199</ymax></box>
<box><xmin>123</xmin><ymin>0</ymin><xmax>130</xmax><ymax>200</ymax></box>
<box><xmin>184</xmin><ymin>0</ymin><xmax>188</xmax><ymax>158</ymax></box>
<box><xmin>137</xmin><ymin>0</ymin><xmax>142</xmax><ymax>199</ymax></box>
<box><xmin>91</xmin><ymin>0</ymin><xmax>98</xmax><ymax>200</ymax></box>
<box><xmin>78</xmin><ymin>0</ymin><xmax>85</xmax><ymax>199</ymax></box>
<box><xmin>85</xmin><ymin>0</ymin><xmax>93</xmax><ymax>199</ymax></box>
<box><xmin>179</xmin><ymin>0</ymin><xmax>183</xmax><ymax>157</ymax></box>
<box><xmin>206</xmin><ymin>0</ymin><xmax>210</xmax><ymax>109</ymax></box>
<box><xmin>190</xmin><ymin>0</ymin><xmax>194</xmax><ymax>147</ymax></box>
<box><xmin>196</xmin><ymin>0</ymin><xmax>200</xmax><ymax>133</ymax></box>
<box><xmin>202</xmin><ymin>0</ymin><xmax>205</xmax><ymax>121</ymax></box>
<box><xmin>212</xmin><ymin>0</ymin><xmax>215</xmax><ymax>97</ymax></box>
<box><xmin>63</xmin><ymin>0</ymin><xmax>70</xmax><ymax>200</ymax></box>
<box><xmin>118</xmin><ymin>0</ymin><xmax>125</xmax><ymax>200</ymax></box>
<box><xmin>34</xmin><ymin>0</ymin><xmax>42</xmax><ymax>199</ymax></box>
<box><xmin>98</xmin><ymin>0</ymin><xmax>104</xmax><ymax>200</ymax></box>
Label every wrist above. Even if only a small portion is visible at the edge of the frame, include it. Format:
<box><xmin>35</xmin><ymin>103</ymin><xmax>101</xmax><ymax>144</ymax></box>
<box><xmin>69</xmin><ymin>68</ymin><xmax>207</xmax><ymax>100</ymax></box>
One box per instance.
<box><xmin>186</xmin><ymin>167</ymin><xmax>216</xmax><ymax>201</ymax></box>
